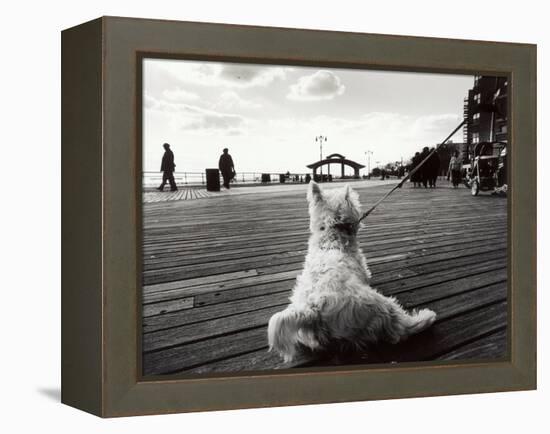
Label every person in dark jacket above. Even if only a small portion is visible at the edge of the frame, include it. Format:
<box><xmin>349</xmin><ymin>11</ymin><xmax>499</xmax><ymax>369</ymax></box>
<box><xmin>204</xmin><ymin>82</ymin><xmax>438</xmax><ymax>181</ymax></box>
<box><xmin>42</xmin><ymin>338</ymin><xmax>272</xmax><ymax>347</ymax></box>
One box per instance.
<box><xmin>419</xmin><ymin>147</ymin><xmax>431</xmax><ymax>188</ymax></box>
<box><xmin>427</xmin><ymin>147</ymin><xmax>441</xmax><ymax>188</ymax></box>
<box><xmin>157</xmin><ymin>143</ymin><xmax>177</xmax><ymax>191</ymax></box>
<box><xmin>218</xmin><ymin>148</ymin><xmax>235</xmax><ymax>189</ymax></box>
<box><xmin>410</xmin><ymin>152</ymin><xmax>421</xmax><ymax>187</ymax></box>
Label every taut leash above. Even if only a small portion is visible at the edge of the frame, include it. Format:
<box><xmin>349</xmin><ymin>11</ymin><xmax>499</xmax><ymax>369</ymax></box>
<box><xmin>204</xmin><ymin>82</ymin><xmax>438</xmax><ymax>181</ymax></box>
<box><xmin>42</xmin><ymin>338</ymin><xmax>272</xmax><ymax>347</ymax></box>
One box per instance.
<box><xmin>357</xmin><ymin>119</ymin><xmax>466</xmax><ymax>224</ymax></box>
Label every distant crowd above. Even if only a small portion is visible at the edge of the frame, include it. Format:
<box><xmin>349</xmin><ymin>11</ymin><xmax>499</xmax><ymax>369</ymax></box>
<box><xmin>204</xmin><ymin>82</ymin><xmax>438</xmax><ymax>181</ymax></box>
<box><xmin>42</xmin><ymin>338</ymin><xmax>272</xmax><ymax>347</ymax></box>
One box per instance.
<box><xmin>409</xmin><ymin>146</ymin><xmax>441</xmax><ymax>188</ymax></box>
<box><xmin>408</xmin><ymin>147</ymin><xmax>463</xmax><ymax>189</ymax></box>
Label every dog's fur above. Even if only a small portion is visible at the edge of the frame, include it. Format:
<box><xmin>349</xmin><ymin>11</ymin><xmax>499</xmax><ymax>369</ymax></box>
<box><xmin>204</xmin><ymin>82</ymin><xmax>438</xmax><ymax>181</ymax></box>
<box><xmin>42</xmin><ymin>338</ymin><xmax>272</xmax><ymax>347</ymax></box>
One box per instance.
<box><xmin>267</xmin><ymin>181</ymin><xmax>436</xmax><ymax>362</ymax></box>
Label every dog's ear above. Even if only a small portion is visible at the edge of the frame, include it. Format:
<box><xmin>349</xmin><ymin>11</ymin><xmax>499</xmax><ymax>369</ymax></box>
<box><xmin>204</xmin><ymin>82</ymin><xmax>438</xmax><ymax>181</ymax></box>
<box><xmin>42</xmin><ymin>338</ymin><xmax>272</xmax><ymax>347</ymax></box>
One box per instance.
<box><xmin>344</xmin><ymin>185</ymin><xmax>358</xmax><ymax>202</ymax></box>
<box><xmin>344</xmin><ymin>185</ymin><xmax>352</xmax><ymax>200</ymax></box>
<box><xmin>307</xmin><ymin>181</ymin><xmax>324</xmax><ymax>204</ymax></box>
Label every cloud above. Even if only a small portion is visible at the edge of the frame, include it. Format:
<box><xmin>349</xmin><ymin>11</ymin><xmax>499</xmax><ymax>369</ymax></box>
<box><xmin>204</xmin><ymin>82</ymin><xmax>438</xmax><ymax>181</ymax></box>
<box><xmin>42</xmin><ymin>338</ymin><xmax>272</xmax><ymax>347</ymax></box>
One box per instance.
<box><xmin>144</xmin><ymin>94</ymin><xmax>246</xmax><ymax>134</ymax></box>
<box><xmin>213</xmin><ymin>90</ymin><xmax>262</xmax><ymax>110</ymax></box>
<box><xmin>184</xmin><ymin>107</ymin><xmax>245</xmax><ymax>131</ymax></box>
<box><xmin>144</xmin><ymin>94</ymin><xmax>158</xmax><ymax>110</ymax></box>
<box><xmin>287</xmin><ymin>70</ymin><xmax>346</xmax><ymax>101</ymax></box>
<box><xmin>411</xmin><ymin>114</ymin><xmax>463</xmax><ymax>136</ymax></box>
<box><xmin>218</xmin><ymin>64</ymin><xmax>287</xmax><ymax>87</ymax></box>
<box><xmin>162</xmin><ymin>88</ymin><xmax>200</xmax><ymax>102</ymax></box>
<box><xmin>147</xmin><ymin>59</ymin><xmax>289</xmax><ymax>89</ymax></box>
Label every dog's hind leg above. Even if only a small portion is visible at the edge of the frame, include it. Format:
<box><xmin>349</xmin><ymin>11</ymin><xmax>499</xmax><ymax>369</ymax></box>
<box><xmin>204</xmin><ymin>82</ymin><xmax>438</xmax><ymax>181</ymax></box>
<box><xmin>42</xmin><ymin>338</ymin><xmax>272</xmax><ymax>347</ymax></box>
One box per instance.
<box><xmin>267</xmin><ymin>307</ymin><xmax>321</xmax><ymax>362</ymax></box>
<box><xmin>378</xmin><ymin>296</ymin><xmax>437</xmax><ymax>343</ymax></box>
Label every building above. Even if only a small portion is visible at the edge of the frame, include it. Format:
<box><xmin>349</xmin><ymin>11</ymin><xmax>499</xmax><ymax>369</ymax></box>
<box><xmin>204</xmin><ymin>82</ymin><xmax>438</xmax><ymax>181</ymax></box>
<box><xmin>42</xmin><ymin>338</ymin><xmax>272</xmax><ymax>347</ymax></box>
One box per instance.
<box><xmin>463</xmin><ymin>75</ymin><xmax>508</xmax><ymax>161</ymax></box>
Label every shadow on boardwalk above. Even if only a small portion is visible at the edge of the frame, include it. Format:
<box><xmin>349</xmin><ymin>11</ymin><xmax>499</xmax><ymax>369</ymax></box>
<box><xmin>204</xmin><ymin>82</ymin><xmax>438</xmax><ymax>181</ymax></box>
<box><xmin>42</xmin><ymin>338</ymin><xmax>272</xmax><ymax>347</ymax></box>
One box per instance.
<box><xmin>141</xmin><ymin>182</ymin><xmax>508</xmax><ymax>376</ymax></box>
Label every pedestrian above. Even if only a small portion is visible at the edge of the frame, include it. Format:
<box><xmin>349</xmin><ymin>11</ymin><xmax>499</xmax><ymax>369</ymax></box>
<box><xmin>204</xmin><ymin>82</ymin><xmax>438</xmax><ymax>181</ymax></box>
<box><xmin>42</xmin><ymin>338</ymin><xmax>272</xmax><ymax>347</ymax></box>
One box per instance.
<box><xmin>427</xmin><ymin>147</ymin><xmax>441</xmax><ymax>188</ymax></box>
<box><xmin>447</xmin><ymin>150</ymin><xmax>463</xmax><ymax>188</ymax></box>
<box><xmin>419</xmin><ymin>147</ymin><xmax>430</xmax><ymax>188</ymax></box>
<box><xmin>411</xmin><ymin>152</ymin><xmax>421</xmax><ymax>187</ymax></box>
<box><xmin>218</xmin><ymin>148</ymin><xmax>236</xmax><ymax>189</ymax></box>
<box><xmin>157</xmin><ymin>143</ymin><xmax>177</xmax><ymax>191</ymax></box>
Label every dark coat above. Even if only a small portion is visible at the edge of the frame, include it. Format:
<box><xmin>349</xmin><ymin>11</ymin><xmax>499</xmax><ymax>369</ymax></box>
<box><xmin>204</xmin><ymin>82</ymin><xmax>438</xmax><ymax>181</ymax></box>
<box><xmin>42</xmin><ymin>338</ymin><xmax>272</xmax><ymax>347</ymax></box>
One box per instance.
<box><xmin>411</xmin><ymin>154</ymin><xmax>421</xmax><ymax>182</ymax></box>
<box><xmin>419</xmin><ymin>149</ymin><xmax>431</xmax><ymax>181</ymax></box>
<box><xmin>218</xmin><ymin>153</ymin><xmax>235</xmax><ymax>176</ymax></box>
<box><xmin>427</xmin><ymin>151</ymin><xmax>441</xmax><ymax>178</ymax></box>
<box><xmin>160</xmin><ymin>149</ymin><xmax>176</xmax><ymax>172</ymax></box>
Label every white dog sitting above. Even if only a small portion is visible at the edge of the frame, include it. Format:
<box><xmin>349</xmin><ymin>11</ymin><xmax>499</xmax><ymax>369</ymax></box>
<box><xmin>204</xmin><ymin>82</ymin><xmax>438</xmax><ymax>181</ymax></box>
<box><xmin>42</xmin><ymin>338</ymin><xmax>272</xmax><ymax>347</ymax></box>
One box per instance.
<box><xmin>267</xmin><ymin>181</ymin><xmax>436</xmax><ymax>362</ymax></box>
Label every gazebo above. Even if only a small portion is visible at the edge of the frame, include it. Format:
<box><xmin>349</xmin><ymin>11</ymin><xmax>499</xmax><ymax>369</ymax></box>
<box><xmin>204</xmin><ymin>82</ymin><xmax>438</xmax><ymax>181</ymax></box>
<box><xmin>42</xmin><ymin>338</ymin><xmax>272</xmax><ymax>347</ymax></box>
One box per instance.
<box><xmin>306</xmin><ymin>153</ymin><xmax>365</xmax><ymax>178</ymax></box>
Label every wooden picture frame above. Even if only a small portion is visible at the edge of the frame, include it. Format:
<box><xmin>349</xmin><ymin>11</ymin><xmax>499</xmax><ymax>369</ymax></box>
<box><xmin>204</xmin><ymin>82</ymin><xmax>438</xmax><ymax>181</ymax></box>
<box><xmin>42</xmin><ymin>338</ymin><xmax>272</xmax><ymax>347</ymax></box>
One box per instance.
<box><xmin>61</xmin><ymin>16</ymin><xmax>536</xmax><ymax>417</ymax></box>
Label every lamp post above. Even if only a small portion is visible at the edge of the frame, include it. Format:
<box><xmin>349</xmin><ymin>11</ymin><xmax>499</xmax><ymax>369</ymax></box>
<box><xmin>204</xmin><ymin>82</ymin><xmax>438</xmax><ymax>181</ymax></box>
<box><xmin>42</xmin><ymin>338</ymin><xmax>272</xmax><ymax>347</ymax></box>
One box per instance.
<box><xmin>315</xmin><ymin>135</ymin><xmax>327</xmax><ymax>179</ymax></box>
<box><xmin>365</xmin><ymin>150</ymin><xmax>373</xmax><ymax>179</ymax></box>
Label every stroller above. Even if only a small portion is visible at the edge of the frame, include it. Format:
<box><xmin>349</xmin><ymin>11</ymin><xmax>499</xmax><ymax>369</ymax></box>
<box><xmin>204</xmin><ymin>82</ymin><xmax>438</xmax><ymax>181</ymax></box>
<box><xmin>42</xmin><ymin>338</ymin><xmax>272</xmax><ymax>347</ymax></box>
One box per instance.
<box><xmin>463</xmin><ymin>141</ymin><xmax>507</xmax><ymax>196</ymax></box>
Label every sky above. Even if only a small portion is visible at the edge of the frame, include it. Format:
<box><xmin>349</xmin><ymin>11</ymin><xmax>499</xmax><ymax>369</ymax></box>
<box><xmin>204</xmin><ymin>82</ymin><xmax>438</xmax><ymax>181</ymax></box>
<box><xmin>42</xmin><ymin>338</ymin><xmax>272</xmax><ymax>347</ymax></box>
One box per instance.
<box><xmin>143</xmin><ymin>58</ymin><xmax>474</xmax><ymax>175</ymax></box>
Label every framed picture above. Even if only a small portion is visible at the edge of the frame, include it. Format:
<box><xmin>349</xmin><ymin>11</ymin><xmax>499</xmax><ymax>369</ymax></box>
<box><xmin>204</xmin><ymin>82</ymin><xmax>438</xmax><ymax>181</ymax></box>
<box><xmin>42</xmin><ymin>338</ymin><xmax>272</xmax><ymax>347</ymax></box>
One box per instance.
<box><xmin>61</xmin><ymin>16</ymin><xmax>536</xmax><ymax>417</ymax></box>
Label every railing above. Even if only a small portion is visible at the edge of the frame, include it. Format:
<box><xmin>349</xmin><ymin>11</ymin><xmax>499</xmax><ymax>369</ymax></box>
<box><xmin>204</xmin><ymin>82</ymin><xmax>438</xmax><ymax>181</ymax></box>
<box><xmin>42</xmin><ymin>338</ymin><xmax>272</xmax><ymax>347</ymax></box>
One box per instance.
<box><xmin>142</xmin><ymin>171</ymin><xmax>312</xmax><ymax>188</ymax></box>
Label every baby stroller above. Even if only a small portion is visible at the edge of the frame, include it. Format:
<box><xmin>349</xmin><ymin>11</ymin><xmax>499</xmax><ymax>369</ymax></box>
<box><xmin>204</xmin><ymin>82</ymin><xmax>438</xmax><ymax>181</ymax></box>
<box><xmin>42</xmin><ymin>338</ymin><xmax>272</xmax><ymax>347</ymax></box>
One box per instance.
<box><xmin>464</xmin><ymin>141</ymin><xmax>507</xmax><ymax>196</ymax></box>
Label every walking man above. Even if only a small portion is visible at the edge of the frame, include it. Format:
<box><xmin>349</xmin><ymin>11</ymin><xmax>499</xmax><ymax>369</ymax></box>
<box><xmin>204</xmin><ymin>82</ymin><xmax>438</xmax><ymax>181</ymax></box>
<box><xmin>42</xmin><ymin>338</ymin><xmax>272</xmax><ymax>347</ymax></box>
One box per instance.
<box><xmin>427</xmin><ymin>147</ymin><xmax>441</xmax><ymax>188</ymax></box>
<box><xmin>411</xmin><ymin>152</ymin><xmax>421</xmax><ymax>187</ymax></box>
<box><xmin>447</xmin><ymin>150</ymin><xmax>463</xmax><ymax>188</ymax></box>
<box><xmin>218</xmin><ymin>148</ymin><xmax>235</xmax><ymax>189</ymax></box>
<box><xmin>419</xmin><ymin>147</ymin><xmax>430</xmax><ymax>188</ymax></box>
<box><xmin>157</xmin><ymin>143</ymin><xmax>177</xmax><ymax>192</ymax></box>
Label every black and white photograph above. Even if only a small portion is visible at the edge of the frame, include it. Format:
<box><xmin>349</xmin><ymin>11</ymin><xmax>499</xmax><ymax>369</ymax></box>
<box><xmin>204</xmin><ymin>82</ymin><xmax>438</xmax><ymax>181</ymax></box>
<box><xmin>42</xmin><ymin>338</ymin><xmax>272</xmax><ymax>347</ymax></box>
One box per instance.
<box><xmin>140</xmin><ymin>58</ymin><xmax>508</xmax><ymax>376</ymax></box>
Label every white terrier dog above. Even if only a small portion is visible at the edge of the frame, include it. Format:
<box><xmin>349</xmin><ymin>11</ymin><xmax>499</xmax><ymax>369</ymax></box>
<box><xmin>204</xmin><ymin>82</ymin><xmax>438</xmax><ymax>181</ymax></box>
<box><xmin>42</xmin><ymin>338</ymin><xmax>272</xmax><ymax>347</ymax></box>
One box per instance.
<box><xmin>267</xmin><ymin>181</ymin><xmax>436</xmax><ymax>362</ymax></box>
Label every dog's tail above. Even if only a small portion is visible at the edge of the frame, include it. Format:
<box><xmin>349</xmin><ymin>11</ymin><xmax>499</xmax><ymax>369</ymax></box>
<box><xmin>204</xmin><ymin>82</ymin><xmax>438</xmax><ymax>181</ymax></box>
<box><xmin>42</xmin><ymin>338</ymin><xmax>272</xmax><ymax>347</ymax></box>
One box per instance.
<box><xmin>267</xmin><ymin>307</ymin><xmax>321</xmax><ymax>363</ymax></box>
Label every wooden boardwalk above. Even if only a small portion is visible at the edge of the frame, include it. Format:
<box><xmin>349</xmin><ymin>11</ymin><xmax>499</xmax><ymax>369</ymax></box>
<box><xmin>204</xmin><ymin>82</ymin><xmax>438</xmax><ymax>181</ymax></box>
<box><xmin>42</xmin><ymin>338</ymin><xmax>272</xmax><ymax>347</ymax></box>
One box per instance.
<box><xmin>143</xmin><ymin>187</ymin><xmax>215</xmax><ymax>203</ymax></box>
<box><xmin>141</xmin><ymin>181</ymin><xmax>508</xmax><ymax>376</ymax></box>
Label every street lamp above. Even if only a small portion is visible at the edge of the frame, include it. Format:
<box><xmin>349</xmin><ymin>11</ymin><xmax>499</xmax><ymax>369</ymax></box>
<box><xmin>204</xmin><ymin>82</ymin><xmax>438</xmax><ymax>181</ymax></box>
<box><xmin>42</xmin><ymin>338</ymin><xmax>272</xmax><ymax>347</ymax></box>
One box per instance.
<box><xmin>315</xmin><ymin>135</ymin><xmax>327</xmax><ymax>178</ymax></box>
<box><xmin>365</xmin><ymin>150</ymin><xmax>373</xmax><ymax>179</ymax></box>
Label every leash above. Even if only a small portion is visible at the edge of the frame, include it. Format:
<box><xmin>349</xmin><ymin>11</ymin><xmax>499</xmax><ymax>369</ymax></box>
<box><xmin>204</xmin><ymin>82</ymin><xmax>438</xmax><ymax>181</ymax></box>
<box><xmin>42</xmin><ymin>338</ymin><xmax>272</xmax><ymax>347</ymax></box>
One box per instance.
<box><xmin>357</xmin><ymin>119</ymin><xmax>466</xmax><ymax>224</ymax></box>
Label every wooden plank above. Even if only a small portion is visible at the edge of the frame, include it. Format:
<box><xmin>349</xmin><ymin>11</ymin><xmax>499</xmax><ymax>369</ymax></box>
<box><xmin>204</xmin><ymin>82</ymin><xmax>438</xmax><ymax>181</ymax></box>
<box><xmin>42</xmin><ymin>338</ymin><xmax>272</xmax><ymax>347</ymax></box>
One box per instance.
<box><xmin>377</xmin><ymin>257</ymin><xmax>506</xmax><ymax>295</ymax></box>
<box><xmin>186</xmin><ymin>347</ymin><xmax>311</xmax><ymax>375</ymax></box>
<box><xmin>143</xmin><ymin>269</ymin><xmax>258</xmax><ymax>294</ymax></box>
<box><xmin>416</xmin><ymin>282</ymin><xmax>506</xmax><ymax>320</ymax></box>
<box><xmin>397</xmin><ymin>271</ymin><xmax>507</xmax><ymax>307</ymax></box>
<box><xmin>143</xmin><ymin>296</ymin><xmax>194</xmax><ymax>317</ymax></box>
<box><xmin>143</xmin><ymin>326</ymin><xmax>268</xmax><ymax>375</ymax></box>
<box><xmin>143</xmin><ymin>269</ymin><xmax>300</xmax><ymax>303</ymax></box>
<box><xmin>144</xmin><ymin>304</ymin><xmax>286</xmax><ymax>352</ymax></box>
<box><xmin>193</xmin><ymin>278</ymin><xmax>296</xmax><ymax>308</ymax></box>
<box><xmin>143</xmin><ymin>290</ymin><xmax>290</xmax><ymax>333</ymax></box>
<box><xmin>436</xmin><ymin>329</ymin><xmax>508</xmax><ymax>361</ymax></box>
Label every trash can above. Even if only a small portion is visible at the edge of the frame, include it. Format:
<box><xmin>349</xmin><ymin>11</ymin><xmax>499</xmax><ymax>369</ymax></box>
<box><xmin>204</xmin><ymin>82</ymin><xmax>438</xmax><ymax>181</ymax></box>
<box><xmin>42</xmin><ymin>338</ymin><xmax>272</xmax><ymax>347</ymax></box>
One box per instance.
<box><xmin>261</xmin><ymin>173</ymin><xmax>271</xmax><ymax>183</ymax></box>
<box><xmin>205</xmin><ymin>168</ymin><xmax>220</xmax><ymax>191</ymax></box>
